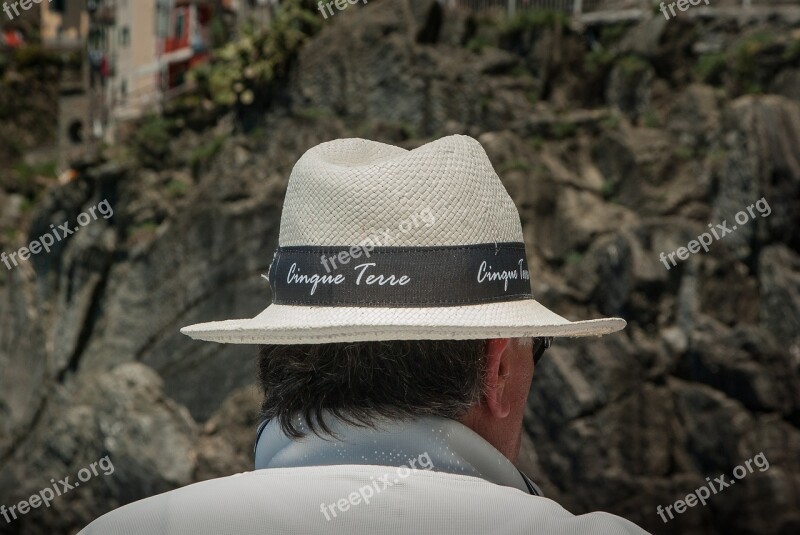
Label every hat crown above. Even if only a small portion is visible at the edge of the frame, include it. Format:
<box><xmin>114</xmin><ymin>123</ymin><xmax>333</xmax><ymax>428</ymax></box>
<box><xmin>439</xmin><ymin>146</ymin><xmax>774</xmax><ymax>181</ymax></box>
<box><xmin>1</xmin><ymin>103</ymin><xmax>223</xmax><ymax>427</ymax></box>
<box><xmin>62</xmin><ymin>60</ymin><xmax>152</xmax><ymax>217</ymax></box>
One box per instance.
<box><xmin>279</xmin><ymin>135</ymin><xmax>524</xmax><ymax>247</ymax></box>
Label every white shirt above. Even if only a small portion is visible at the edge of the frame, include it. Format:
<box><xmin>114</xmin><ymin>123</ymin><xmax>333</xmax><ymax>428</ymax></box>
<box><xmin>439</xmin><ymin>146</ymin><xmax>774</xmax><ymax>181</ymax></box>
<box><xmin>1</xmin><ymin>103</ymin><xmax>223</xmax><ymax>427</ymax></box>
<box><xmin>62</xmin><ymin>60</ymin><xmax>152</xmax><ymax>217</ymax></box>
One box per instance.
<box><xmin>79</xmin><ymin>464</ymin><xmax>649</xmax><ymax>534</ymax></box>
<box><xmin>80</xmin><ymin>416</ymin><xmax>650</xmax><ymax>534</ymax></box>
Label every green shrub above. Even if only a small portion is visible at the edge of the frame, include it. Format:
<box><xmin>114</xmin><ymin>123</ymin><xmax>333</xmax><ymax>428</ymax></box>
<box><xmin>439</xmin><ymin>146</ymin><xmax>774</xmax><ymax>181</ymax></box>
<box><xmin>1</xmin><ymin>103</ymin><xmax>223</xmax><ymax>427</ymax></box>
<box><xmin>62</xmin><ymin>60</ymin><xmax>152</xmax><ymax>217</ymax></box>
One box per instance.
<box><xmin>566</xmin><ymin>251</ymin><xmax>584</xmax><ymax>265</ymax></box>
<box><xmin>694</xmin><ymin>53</ymin><xmax>727</xmax><ymax>84</ymax></box>
<box><xmin>501</xmin><ymin>9</ymin><xmax>569</xmax><ymax>40</ymax></box>
<box><xmin>525</xmin><ymin>88</ymin><xmax>539</xmax><ymax>105</ymax></box>
<box><xmin>642</xmin><ymin>109</ymin><xmax>662</xmax><ymax>128</ymax></box>
<box><xmin>528</xmin><ymin>136</ymin><xmax>544</xmax><ymax>150</ymax></box>
<box><xmin>599</xmin><ymin>23</ymin><xmax>628</xmax><ymax>47</ymax></box>
<box><xmin>675</xmin><ymin>145</ymin><xmax>694</xmax><ymax>160</ymax></box>
<box><xmin>732</xmin><ymin>31</ymin><xmax>776</xmax><ymax>94</ymax></box>
<box><xmin>584</xmin><ymin>47</ymin><xmax>615</xmax><ymax>76</ymax></box>
<box><xmin>465</xmin><ymin>35</ymin><xmax>492</xmax><ymax>53</ymax></box>
<box><xmin>551</xmin><ymin>121</ymin><xmax>577</xmax><ymax>139</ymax></box>
<box><xmin>166</xmin><ymin>179</ymin><xmax>190</xmax><ymax>198</ymax></box>
<box><xmin>783</xmin><ymin>39</ymin><xmax>800</xmax><ymax>63</ymax></box>
<box><xmin>188</xmin><ymin>0</ymin><xmax>322</xmax><ymax>110</ymax></box>
<box><xmin>189</xmin><ymin>134</ymin><xmax>228</xmax><ymax>176</ymax></box>
<box><xmin>128</xmin><ymin>221</ymin><xmax>159</xmax><ymax>243</ymax></box>
<box><xmin>13</xmin><ymin>161</ymin><xmax>57</xmax><ymax>185</ymax></box>
<box><xmin>13</xmin><ymin>45</ymin><xmax>62</xmax><ymax>69</ymax></box>
<box><xmin>130</xmin><ymin>116</ymin><xmax>176</xmax><ymax>168</ymax></box>
<box><xmin>601</xmin><ymin>179</ymin><xmax>616</xmax><ymax>200</ymax></box>
<box><xmin>294</xmin><ymin>107</ymin><xmax>333</xmax><ymax>121</ymax></box>
<box><xmin>601</xmin><ymin>113</ymin><xmax>621</xmax><ymax>130</ymax></box>
<box><xmin>616</xmin><ymin>55</ymin><xmax>650</xmax><ymax>82</ymax></box>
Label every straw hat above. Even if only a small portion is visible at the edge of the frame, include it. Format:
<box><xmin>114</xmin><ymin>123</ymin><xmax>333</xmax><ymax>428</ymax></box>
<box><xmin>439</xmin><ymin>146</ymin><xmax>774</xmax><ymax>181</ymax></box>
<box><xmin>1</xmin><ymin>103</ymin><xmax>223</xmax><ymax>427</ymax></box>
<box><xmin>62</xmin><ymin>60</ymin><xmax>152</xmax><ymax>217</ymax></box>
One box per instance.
<box><xmin>181</xmin><ymin>135</ymin><xmax>625</xmax><ymax>344</ymax></box>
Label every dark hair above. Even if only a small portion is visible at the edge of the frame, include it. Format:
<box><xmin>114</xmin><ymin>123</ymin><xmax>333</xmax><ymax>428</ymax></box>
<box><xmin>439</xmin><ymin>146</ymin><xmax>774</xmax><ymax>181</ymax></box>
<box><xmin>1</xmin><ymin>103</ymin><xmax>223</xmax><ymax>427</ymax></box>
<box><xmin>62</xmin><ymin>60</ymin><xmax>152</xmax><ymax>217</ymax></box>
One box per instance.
<box><xmin>258</xmin><ymin>339</ymin><xmax>487</xmax><ymax>438</ymax></box>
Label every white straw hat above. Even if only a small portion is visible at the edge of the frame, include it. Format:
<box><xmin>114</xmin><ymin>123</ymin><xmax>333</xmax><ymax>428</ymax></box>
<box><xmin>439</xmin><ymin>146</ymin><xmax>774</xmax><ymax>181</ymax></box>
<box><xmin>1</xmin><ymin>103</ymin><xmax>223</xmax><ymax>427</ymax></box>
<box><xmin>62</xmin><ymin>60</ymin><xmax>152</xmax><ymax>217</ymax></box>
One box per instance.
<box><xmin>181</xmin><ymin>135</ymin><xmax>625</xmax><ymax>344</ymax></box>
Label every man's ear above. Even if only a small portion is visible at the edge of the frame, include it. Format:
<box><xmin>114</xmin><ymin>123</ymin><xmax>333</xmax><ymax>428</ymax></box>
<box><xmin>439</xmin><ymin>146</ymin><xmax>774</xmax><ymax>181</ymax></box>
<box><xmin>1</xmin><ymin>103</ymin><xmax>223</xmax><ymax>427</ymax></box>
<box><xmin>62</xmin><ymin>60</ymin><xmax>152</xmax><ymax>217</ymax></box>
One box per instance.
<box><xmin>483</xmin><ymin>338</ymin><xmax>512</xmax><ymax>418</ymax></box>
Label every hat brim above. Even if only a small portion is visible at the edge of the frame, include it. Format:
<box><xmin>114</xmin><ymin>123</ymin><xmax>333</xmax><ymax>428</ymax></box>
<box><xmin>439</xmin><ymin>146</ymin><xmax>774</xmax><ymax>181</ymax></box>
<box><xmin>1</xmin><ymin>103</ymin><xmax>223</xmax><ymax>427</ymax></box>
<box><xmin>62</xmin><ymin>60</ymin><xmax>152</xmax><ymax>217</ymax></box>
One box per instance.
<box><xmin>180</xmin><ymin>299</ymin><xmax>625</xmax><ymax>344</ymax></box>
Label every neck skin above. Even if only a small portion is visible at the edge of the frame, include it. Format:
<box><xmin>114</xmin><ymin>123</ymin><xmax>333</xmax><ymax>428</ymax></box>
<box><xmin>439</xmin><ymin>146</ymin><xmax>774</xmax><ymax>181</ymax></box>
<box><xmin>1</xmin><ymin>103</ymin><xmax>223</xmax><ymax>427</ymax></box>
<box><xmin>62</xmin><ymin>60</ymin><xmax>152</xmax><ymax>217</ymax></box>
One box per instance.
<box><xmin>254</xmin><ymin>415</ymin><xmax>541</xmax><ymax>496</ymax></box>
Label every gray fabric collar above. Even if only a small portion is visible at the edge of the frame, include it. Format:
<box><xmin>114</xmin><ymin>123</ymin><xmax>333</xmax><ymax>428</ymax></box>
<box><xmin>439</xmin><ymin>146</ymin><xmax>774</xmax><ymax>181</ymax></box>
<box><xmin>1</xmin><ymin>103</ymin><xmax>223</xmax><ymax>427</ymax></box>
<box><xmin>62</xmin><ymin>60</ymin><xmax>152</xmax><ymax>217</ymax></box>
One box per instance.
<box><xmin>254</xmin><ymin>416</ymin><xmax>542</xmax><ymax>496</ymax></box>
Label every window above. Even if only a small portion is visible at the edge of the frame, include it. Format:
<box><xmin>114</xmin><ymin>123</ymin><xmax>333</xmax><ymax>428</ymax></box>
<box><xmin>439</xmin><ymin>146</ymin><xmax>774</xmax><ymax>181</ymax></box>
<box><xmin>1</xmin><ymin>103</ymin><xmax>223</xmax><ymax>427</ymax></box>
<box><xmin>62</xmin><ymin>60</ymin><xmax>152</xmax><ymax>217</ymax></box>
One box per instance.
<box><xmin>119</xmin><ymin>26</ymin><xmax>130</xmax><ymax>47</ymax></box>
<box><xmin>156</xmin><ymin>1</ymin><xmax>171</xmax><ymax>38</ymax></box>
<box><xmin>174</xmin><ymin>11</ymin><xmax>185</xmax><ymax>39</ymax></box>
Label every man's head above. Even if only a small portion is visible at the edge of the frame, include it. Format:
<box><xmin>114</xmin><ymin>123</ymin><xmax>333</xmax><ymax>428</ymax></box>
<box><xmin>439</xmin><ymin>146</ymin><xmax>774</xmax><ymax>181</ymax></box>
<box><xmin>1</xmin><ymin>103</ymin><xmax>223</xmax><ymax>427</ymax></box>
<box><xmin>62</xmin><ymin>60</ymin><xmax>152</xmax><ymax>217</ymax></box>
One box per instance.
<box><xmin>258</xmin><ymin>337</ymin><xmax>536</xmax><ymax>462</ymax></box>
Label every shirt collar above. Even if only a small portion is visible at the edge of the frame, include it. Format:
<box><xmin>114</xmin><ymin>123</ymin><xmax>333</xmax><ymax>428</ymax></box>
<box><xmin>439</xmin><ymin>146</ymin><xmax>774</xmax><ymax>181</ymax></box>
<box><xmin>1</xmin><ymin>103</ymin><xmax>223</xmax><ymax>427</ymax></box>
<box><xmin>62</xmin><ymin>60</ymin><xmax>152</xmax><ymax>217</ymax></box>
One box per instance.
<box><xmin>254</xmin><ymin>415</ymin><xmax>542</xmax><ymax>496</ymax></box>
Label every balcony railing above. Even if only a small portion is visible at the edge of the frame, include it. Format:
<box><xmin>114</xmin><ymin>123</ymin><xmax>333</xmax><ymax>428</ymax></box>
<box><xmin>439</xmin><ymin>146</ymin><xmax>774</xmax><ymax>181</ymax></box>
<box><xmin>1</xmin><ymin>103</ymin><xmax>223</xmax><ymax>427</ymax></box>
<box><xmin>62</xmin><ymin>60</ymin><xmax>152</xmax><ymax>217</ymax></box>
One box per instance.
<box><xmin>448</xmin><ymin>0</ymin><xmax>800</xmax><ymax>16</ymax></box>
<box><xmin>92</xmin><ymin>5</ymin><xmax>116</xmax><ymax>25</ymax></box>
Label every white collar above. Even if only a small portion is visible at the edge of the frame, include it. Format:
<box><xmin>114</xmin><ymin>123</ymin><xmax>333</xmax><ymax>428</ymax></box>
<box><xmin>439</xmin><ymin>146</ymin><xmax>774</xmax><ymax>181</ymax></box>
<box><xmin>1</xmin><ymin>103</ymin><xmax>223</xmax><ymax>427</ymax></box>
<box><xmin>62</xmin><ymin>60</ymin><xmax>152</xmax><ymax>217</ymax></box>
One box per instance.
<box><xmin>254</xmin><ymin>415</ymin><xmax>542</xmax><ymax>496</ymax></box>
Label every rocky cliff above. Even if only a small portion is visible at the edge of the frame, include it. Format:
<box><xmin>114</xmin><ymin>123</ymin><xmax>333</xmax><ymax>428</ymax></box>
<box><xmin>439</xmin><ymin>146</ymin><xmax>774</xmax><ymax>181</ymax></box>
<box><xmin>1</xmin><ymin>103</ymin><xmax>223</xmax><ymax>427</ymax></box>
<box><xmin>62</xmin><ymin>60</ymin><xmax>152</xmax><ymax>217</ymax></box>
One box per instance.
<box><xmin>1</xmin><ymin>1</ymin><xmax>799</xmax><ymax>534</ymax></box>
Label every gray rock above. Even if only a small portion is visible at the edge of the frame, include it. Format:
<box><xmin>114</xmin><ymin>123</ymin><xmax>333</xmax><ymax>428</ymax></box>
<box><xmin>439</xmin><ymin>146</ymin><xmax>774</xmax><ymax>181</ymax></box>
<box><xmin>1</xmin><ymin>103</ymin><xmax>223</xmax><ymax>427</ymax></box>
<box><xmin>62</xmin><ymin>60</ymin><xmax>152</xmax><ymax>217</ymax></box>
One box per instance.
<box><xmin>759</xmin><ymin>245</ymin><xmax>800</xmax><ymax>350</ymax></box>
<box><xmin>0</xmin><ymin>363</ymin><xmax>197</xmax><ymax>534</ymax></box>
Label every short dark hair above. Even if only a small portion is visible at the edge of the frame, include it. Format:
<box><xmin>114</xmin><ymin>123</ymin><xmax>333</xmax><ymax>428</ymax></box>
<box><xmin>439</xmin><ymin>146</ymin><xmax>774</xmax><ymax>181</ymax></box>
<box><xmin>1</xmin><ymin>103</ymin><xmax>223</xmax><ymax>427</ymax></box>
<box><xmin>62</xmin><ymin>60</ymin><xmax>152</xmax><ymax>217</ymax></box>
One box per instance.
<box><xmin>257</xmin><ymin>340</ymin><xmax>487</xmax><ymax>438</ymax></box>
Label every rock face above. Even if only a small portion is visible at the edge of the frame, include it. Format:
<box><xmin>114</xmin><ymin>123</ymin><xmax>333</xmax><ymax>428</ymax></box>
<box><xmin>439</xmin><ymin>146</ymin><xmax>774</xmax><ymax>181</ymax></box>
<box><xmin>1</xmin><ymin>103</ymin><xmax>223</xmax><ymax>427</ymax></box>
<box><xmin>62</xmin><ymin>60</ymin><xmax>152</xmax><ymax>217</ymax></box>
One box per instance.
<box><xmin>0</xmin><ymin>364</ymin><xmax>197</xmax><ymax>532</ymax></box>
<box><xmin>1</xmin><ymin>1</ymin><xmax>799</xmax><ymax>534</ymax></box>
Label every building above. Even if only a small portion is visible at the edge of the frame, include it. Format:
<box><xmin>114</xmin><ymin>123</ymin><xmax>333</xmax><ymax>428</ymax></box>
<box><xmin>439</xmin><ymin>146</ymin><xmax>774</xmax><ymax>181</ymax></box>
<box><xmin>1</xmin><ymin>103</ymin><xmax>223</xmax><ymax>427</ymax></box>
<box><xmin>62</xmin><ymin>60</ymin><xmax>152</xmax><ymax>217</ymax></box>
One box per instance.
<box><xmin>94</xmin><ymin>0</ymin><xmax>217</xmax><ymax>122</ymax></box>
<box><xmin>40</xmin><ymin>0</ymin><xmax>90</xmax><ymax>50</ymax></box>
<box><xmin>18</xmin><ymin>0</ymin><xmax>261</xmax><ymax>146</ymax></box>
<box><xmin>37</xmin><ymin>0</ymin><xmax>92</xmax><ymax>170</ymax></box>
<box><xmin>87</xmin><ymin>0</ymin><xmax>160</xmax><ymax>121</ymax></box>
<box><xmin>161</xmin><ymin>0</ymin><xmax>214</xmax><ymax>89</ymax></box>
